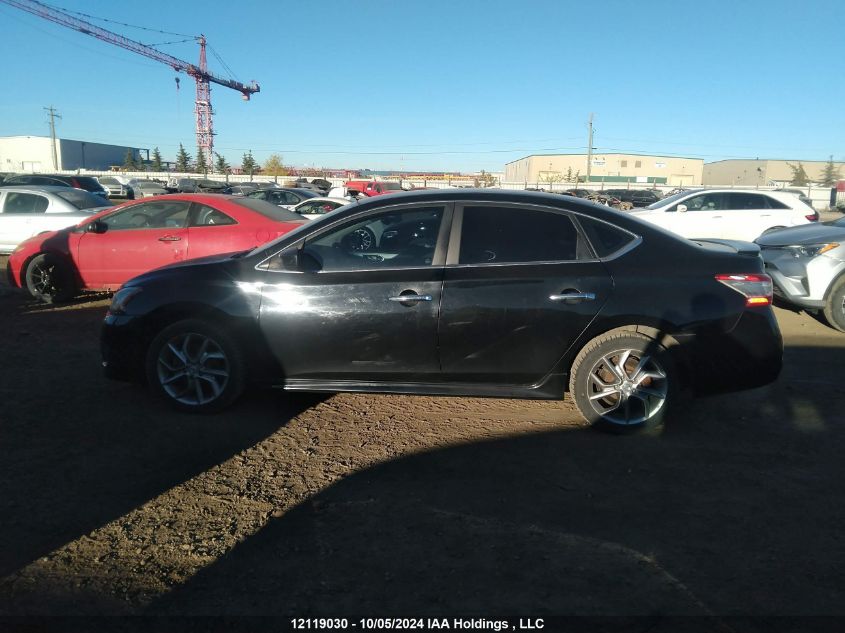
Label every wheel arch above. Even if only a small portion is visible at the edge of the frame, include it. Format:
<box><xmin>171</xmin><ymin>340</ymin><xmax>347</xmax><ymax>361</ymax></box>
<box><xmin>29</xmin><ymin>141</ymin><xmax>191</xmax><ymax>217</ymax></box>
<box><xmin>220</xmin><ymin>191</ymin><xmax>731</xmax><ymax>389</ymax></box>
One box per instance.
<box><xmin>138</xmin><ymin>302</ymin><xmax>279</xmax><ymax>381</ymax></box>
<box><xmin>563</xmin><ymin>321</ymin><xmax>692</xmax><ymax>392</ymax></box>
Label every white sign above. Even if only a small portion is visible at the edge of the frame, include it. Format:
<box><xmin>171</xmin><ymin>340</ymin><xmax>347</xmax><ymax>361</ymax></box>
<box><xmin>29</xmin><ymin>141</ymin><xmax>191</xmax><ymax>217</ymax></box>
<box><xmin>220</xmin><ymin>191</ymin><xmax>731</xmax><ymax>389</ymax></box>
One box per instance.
<box><xmin>654</xmin><ymin>162</ymin><xmax>666</xmax><ymax>168</ymax></box>
<box><xmin>592</xmin><ymin>159</ymin><xmax>605</xmax><ymax>166</ymax></box>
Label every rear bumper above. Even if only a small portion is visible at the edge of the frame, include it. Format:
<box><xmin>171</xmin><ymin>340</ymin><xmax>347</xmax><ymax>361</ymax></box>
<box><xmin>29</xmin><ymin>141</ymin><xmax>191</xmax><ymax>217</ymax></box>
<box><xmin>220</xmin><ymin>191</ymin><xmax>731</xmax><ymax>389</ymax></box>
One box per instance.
<box><xmin>684</xmin><ymin>308</ymin><xmax>783</xmax><ymax>396</ymax></box>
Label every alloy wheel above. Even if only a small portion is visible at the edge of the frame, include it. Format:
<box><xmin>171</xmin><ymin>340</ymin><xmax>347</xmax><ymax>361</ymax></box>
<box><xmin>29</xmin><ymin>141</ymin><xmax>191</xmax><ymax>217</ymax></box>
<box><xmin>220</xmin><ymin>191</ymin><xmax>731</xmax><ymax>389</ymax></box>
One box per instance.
<box><xmin>156</xmin><ymin>332</ymin><xmax>230</xmax><ymax>406</ymax></box>
<box><xmin>586</xmin><ymin>349</ymin><xmax>668</xmax><ymax>426</ymax></box>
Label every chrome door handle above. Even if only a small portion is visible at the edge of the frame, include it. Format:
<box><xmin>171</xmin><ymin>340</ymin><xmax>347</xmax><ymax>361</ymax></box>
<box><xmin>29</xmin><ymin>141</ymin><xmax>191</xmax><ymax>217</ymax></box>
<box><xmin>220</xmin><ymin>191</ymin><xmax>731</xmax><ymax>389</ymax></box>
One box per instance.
<box><xmin>389</xmin><ymin>294</ymin><xmax>432</xmax><ymax>302</ymax></box>
<box><xmin>549</xmin><ymin>292</ymin><xmax>596</xmax><ymax>302</ymax></box>
<box><xmin>158</xmin><ymin>235</ymin><xmax>182</xmax><ymax>242</ymax></box>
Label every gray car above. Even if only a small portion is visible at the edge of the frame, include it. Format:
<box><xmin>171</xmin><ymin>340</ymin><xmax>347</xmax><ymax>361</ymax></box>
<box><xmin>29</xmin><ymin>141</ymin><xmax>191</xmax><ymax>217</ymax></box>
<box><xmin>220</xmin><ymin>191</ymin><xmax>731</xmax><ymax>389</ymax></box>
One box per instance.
<box><xmin>756</xmin><ymin>217</ymin><xmax>845</xmax><ymax>331</ymax></box>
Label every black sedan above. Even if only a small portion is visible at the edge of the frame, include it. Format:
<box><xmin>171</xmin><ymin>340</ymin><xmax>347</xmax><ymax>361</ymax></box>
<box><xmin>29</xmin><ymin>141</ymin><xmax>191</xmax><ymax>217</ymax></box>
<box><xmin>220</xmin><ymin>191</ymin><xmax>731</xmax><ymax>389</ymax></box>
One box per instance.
<box><xmin>101</xmin><ymin>189</ymin><xmax>782</xmax><ymax>433</ymax></box>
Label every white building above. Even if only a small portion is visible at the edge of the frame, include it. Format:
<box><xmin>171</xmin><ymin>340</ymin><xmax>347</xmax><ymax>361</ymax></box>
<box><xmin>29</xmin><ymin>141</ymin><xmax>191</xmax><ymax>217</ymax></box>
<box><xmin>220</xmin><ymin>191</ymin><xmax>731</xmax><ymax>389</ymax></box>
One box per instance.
<box><xmin>0</xmin><ymin>135</ymin><xmax>146</xmax><ymax>172</ymax></box>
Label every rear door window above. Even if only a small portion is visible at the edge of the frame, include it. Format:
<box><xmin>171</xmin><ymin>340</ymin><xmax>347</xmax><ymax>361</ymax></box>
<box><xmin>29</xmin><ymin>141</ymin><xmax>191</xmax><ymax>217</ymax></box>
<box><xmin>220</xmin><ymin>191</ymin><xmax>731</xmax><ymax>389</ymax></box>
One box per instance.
<box><xmin>2</xmin><ymin>192</ymin><xmax>50</xmax><ymax>214</ymax></box>
<box><xmin>724</xmin><ymin>193</ymin><xmax>767</xmax><ymax>210</ymax></box>
<box><xmin>458</xmin><ymin>206</ymin><xmax>587</xmax><ymax>264</ymax></box>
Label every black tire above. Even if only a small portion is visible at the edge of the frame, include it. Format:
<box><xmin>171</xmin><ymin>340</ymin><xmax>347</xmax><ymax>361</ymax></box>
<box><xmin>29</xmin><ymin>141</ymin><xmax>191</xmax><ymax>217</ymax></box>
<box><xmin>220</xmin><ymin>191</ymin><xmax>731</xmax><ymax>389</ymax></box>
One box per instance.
<box><xmin>822</xmin><ymin>278</ymin><xmax>845</xmax><ymax>333</ymax></box>
<box><xmin>145</xmin><ymin>319</ymin><xmax>247</xmax><ymax>413</ymax></box>
<box><xmin>24</xmin><ymin>254</ymin><xmax>77</xmax><ymax>304</ymax></box>
<box><xmin>569</xmin><ymin>331</ymin><xmax>678</xmax><ymax>434</ymax></box>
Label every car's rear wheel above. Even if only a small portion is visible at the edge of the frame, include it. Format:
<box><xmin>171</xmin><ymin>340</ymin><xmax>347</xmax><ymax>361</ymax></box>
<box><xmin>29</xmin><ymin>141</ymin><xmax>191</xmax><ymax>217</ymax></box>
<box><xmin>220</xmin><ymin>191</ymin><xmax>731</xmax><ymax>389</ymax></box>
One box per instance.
<box><xmin>569</xmin><ymin>331</ymin><xmax>677</xmax><ymax>434</ymax></box>
<box><xmin>145</xmin><ymin>319</ymin><xmax>246</xmax><ymax>413</ymax></box>
<box><xmin>822</xmin><ymin>278</ymin><xmax>845</xmax><ymax>333</ymax></box>
<box><xmin>25</xmin><ymin>254</ymin><xmax>77</xmax><ymax>304</ymax></box>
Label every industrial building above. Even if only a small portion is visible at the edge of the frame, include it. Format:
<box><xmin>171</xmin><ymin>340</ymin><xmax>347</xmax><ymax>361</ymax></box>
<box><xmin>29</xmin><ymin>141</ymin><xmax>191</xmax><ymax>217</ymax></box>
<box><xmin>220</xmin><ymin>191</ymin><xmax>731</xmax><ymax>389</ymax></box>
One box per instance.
<box><xmin>504</xmin><ymin>153</ymin><xmax>704</xmax><ymax>186</ymax></box>
<box><xmin>703</xmin><ymin>159</ymin><xmax>845</xmax><ymax>186</ymax></box>
<box><xmin>0</xmin><ymin>135</ymin><xmax>146</xmax><ymax>172</ymax></box>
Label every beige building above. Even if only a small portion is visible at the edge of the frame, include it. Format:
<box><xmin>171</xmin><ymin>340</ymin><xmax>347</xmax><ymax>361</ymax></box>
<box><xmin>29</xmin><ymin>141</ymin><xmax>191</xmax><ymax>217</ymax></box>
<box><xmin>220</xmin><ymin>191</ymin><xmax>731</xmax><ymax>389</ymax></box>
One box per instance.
<box><xmin>504</xmin><ymin>153</ymin><xmax>703</xmax><ymax>186</ymax></box>
<box><xmin>703</xmin><ymin>159</ymin><xmax>845</xmax><ymax>186</ymax></box>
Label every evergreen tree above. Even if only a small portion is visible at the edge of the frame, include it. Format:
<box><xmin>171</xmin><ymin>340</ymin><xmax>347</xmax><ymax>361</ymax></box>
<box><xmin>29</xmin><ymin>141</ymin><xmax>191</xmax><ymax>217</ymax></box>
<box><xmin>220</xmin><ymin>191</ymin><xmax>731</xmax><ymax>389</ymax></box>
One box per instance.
<box><xmin>788</xmin><ymin>162</ymin><xmax>810</xmax><ymax>186</ymax></box>
<box><xmin>242</xmin><ymin>151</ymin><xmax>257</xmax><ymax>177</ymax></box>
<box><xmin>175</xmin><ymin>144</ymin><xmax>191</xmax><ymax>172</ymax></box>
<box><xmin>151</xmin><ymin>147</ymin><xmax>163</xmax><ymax>172</ymax></box>
<box><xmin>196</xmin><ymin>148</ymin><xmax>208</xmax><ymax>174</ymax></box>
<box><xmin>214</xmin><ymin>152</ymin><xmax>230</xmax><ymax>174</ymax></box>
<box><xmin>819</xmin><ymin>156</ymin><xmax>842</xmax><ymax>187</ymax></box>
<box><xmin>122</xmin><ymin>149</ymin><xmax>137</xmax><ymax>170</ymax></box>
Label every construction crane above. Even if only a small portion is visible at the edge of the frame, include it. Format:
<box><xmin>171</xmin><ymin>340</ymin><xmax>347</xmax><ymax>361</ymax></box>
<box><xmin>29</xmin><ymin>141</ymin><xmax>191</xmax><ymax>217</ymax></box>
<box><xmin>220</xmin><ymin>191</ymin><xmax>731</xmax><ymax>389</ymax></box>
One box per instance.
<box><xmin>1</xmin><ymin>0</ymin><xmax>259</xmax><ymax>166</ymax></box>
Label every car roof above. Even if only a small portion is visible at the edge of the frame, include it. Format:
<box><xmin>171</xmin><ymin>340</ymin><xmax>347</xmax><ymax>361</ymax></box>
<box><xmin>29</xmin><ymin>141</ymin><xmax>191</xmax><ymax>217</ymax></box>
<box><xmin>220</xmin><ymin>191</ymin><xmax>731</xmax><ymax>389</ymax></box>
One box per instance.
<box><xmin>0</xmin><ymin>185</ymin><xmax>75</xmax><ymax>193</ymax></box>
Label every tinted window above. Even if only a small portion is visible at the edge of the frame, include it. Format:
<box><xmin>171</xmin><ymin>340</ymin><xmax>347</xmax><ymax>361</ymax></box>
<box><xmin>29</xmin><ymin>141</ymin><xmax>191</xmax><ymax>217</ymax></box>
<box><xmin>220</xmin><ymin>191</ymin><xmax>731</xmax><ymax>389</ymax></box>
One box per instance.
<box><xmin>762</xmin><ymin>196</ymin><xmax>788</xmax><ymax>209</ymax></box>
<box><xmin>301</xmin><ymin>206</ymin><xmax>443</xmax><ymax>272</ymax></box>
<box><xmin>192</xmin><ymin>204</ymin><xmax>236</xmax><ymax>226</ymax></box>
<box><xmin>103</xmin><ymin>200</ymin><xmax>190</xmax><ymax>230</ymax></box>
<box><xmin>577</xmin><ymin>215</ymin><xmax>636</xmax><ymax>257</ymax></box>
<box><xmin>724</xmin><ymin>193</ymin><xmax>766</xmax><ymax>210</ymax></box>
<box><xmin>98</xmin><ymin>177</ymin><xmax>119</xmax><ymax>185</ymax></box>
<box><xmin>459</xmin><ymin>206</ymin><xmax>582</xmax><ymax>264</ymax></box>
<box><xmin>230</xmin><ymin>197</ymin><xmax>303</xmax><ymax>221</ymax></box>
<box><xmin>2</xmin><ymin>192</ymin><xmax>49</xmax><ymax>214</ymax></box>
<box><xmin>55</xmin><ymin>190</ymin><xmax>113</xmax><ymax>210</ymax></box>
<box><xmin>69</xmin><ymin>177</ymin><xmax>105</xmax><ymax>192</ymax></box>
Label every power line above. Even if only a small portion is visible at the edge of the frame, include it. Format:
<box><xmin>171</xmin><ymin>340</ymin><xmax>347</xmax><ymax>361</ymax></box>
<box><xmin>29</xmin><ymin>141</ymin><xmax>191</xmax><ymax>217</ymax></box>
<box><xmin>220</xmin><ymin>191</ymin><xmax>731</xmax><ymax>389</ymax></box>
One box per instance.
<box><xmin>38</xmin><ymin>0</ymin><xmax>196</xmax><ymax>38</ymax></box>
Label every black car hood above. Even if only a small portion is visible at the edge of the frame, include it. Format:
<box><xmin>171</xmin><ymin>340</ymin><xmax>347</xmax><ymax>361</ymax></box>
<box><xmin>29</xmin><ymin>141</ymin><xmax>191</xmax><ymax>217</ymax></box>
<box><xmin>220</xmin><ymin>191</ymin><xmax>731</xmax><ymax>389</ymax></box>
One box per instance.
<box><xmin>124</xmin><ymin>251</ymin><xmax>246</xmax><ymax>286</ymax></box>
<box><xmin>755</xmin><ymin>223</ymin><xmax>845</xmax><ymax>246</ymax></box>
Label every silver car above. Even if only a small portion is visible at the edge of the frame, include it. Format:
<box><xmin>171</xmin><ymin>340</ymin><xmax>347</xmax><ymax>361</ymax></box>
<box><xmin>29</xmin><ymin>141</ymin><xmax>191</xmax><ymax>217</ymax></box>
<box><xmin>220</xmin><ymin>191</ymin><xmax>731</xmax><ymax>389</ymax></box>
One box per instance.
<box><xmin>0</xmin><ymin>186</ymin><xmax>112</xmax><ymax>253</ymax></box>
<box><xmin>756</xmin><ymin>217</ymin><xmax>845</xmax><ymax>331</ymax></box>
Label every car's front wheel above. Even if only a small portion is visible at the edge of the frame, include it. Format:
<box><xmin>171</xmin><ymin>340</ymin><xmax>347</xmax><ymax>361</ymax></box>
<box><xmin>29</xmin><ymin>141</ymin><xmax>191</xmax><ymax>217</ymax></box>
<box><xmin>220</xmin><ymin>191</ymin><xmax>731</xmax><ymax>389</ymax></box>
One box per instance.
<box><xmin>569</xmin><ymin>331</ymin><xmax>677</xmax><ymax>434</ymax></box>
<box><xmin>145</xmin><ymin>319</ymin><xmax>246</xmax><ymax>413</ymax></box>
<box><xmin>24</xmin><ymin>254</ymin><xmax>77</xmax><ymax>303</ymax></box>
<box><xmin>822</xmin><ymin>278</ymin><xmax>845</xmax><ymax>333</ymax></box>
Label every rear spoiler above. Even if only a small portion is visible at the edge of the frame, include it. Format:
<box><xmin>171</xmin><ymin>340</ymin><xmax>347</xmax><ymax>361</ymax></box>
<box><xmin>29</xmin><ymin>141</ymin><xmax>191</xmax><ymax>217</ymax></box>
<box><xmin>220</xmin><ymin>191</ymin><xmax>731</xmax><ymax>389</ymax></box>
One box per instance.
<box><xmin>691</xmin><ymin>238</ymin><xmax>761</xmax><ymax>257</ymax></box>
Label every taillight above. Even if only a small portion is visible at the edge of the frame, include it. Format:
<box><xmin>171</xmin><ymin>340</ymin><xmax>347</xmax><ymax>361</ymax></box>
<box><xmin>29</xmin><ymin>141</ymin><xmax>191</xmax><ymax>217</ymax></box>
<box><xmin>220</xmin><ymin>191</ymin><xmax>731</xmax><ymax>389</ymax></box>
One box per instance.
<box><xmin>715</xmin><ymin>273</ymin><xmax>773</xmax><ymax>307</ymax></box>
<box><xmin>806</xmin><ymin>212</ymin><xmax>818</xmax><ymax>222</ymax></box>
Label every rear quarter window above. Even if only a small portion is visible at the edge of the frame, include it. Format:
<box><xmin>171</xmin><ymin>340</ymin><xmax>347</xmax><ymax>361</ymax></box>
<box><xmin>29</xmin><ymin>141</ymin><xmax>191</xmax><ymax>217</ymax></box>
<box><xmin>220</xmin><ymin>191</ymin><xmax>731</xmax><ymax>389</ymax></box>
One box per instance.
<box><xmin>577</xmin><ymin>215</ymin><xmax>638</xmax><ymax>257</ymax></box>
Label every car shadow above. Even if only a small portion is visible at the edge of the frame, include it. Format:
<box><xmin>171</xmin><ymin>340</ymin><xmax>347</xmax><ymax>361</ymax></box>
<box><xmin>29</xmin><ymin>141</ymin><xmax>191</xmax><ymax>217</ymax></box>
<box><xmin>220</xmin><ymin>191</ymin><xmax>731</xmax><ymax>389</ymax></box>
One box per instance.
<box><xmin>145</xmin><ymin>341</ymin><xmax>845</xmax><ymax>617</ymax></box>
<box><xmin>0</xmin><ymin>293</ymin><xmax>327</xmax><ymax>578</ymax></box>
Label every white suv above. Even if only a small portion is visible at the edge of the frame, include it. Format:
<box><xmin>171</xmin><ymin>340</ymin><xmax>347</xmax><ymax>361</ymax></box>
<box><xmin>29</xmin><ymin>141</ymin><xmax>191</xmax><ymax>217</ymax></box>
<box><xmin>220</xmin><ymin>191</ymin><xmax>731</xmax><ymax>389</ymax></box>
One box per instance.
<box><xmin>631</xmin><ymin>189</ymin><xmax>818</xmax><ymax>241</ymax></box>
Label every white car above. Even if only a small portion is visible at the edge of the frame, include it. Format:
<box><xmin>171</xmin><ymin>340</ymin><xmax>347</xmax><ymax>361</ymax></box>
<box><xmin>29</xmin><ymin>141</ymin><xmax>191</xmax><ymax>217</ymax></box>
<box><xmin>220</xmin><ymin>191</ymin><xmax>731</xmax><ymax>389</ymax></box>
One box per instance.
<box><xmin>0</xmin><ymin>186</ymin><xmax>112</xmax><ymax>253</ymax></box>
<box><xmin>630</xmin><ymin>189</ymin><xmax>818</xmax><ymax>241</ymax></box>
<box><xmin>291</xmin><ymin>196</ymin><xmax>351</xmax><ymax>220</ymax></box>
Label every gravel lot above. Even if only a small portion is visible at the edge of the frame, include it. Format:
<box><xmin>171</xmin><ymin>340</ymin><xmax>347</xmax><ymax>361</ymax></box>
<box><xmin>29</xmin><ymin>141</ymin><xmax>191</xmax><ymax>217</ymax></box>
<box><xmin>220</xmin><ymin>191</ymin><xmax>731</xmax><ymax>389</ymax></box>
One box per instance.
<box><xmin>1</xmin><ymin>251</ymin><xmax>844</xmax><ymax>620</ymax></box>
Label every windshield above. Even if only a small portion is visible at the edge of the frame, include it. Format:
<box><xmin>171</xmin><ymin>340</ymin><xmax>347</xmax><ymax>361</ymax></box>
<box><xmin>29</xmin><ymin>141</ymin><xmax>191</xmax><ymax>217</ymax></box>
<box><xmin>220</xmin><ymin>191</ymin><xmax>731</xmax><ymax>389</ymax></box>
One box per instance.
<box><xmin>383</xmin><ymin>182</ymin><xmax>403</xmax><ymax>191</ymax></box>
<box><xmin>55</xmin><ymin>189</ymin><xmax>114</xmax><ymax>210</ymax></box>
<box><xmin>135</xmin><ymin>180</ymin><xmax>162</xmax><ymax>189</ymax></box>
<box><xmin>646</xmin><ymin>190</ymin><xmax>699</xmax><ymax>209</ymax></box>
<box><xmin>230</xmin><ymin>197</ymin><xmax>304</xmax><ymax>222</ymax></box>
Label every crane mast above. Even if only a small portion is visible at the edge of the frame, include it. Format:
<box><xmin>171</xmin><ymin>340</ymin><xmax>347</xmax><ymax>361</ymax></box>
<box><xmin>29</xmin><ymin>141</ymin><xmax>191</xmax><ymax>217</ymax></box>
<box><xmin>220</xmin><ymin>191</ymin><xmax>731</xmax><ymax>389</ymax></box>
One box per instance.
<box><xmin>1</xmin><ymin>0</ymin><xmax>259</xmax><ymax>167</ymax></box>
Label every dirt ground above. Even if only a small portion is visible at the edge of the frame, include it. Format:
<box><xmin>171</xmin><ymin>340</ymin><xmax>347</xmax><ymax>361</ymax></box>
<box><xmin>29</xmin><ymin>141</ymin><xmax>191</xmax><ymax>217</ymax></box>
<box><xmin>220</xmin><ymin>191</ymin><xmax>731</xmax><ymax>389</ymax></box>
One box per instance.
<box><xmin>1</xmin><ymin>252</ymin><xmax>845</xmax><ymax>623</ymax></box>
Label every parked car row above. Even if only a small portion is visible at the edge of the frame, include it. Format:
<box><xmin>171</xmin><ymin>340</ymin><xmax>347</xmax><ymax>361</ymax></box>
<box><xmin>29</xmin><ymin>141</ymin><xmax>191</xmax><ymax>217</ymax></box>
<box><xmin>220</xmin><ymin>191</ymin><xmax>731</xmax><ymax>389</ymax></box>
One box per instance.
<box><xmin>13</xmin><ymin>188</ymin><xmax>845</xmax><ymax>431</ymax></box>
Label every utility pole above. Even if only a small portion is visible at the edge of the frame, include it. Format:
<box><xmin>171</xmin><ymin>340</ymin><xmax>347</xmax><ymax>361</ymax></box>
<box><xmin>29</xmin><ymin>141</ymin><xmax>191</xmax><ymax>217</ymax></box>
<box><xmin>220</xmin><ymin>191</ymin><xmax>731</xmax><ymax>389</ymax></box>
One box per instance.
<box><xmin>586</xmin><ymin>113</ymin><xmax>594</xmax><ymax>184</ymax></box>
<box><xmin>44</xmin><ymin>105</ymin><xmax>61</xmax><ymax>170</ymax></box>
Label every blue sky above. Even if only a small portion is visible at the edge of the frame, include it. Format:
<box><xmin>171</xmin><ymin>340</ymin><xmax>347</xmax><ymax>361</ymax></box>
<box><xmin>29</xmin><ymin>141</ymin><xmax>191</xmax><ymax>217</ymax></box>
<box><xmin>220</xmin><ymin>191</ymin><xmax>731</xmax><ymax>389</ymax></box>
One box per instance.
<box><xmin>1</xmin><ymin>0</ymin><xmax>843</xmax><ymax>172</ymax></box>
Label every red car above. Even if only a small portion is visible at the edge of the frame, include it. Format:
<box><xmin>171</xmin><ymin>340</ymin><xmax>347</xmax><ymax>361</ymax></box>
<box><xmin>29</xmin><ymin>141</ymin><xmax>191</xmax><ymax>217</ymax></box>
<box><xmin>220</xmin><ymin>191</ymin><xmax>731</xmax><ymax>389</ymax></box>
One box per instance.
<box><xmin>7</xmin><ymin>194</ymin><xmax>306</xmax><ymax>303</ymax></box>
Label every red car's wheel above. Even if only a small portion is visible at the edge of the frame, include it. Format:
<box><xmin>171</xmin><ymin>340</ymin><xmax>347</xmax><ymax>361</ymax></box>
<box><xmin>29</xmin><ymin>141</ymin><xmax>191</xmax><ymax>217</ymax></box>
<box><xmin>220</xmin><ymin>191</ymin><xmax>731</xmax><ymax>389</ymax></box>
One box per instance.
<box><xmin>24</xmin><ymin>254</ymin><xmax>77</xmax><ymax>304</ymax></box>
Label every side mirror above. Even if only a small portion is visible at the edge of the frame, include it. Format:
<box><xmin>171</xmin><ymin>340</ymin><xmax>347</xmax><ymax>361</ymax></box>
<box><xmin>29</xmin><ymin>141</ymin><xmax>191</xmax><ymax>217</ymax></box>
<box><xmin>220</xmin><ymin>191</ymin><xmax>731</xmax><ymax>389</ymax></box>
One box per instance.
<box><xmin>676</xmin><ymin>204</ymin><xmax>688</xmax><ymax>213</ymax></box>
<box><xmin>280</xmin><ymin>248</ymin><xmax>321</xmax><ymax>273</ymax></box>
<box><xmin>87</xmin><ymin>220</ymin><xmax>108</xmax><ymax>234</ymax></box>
